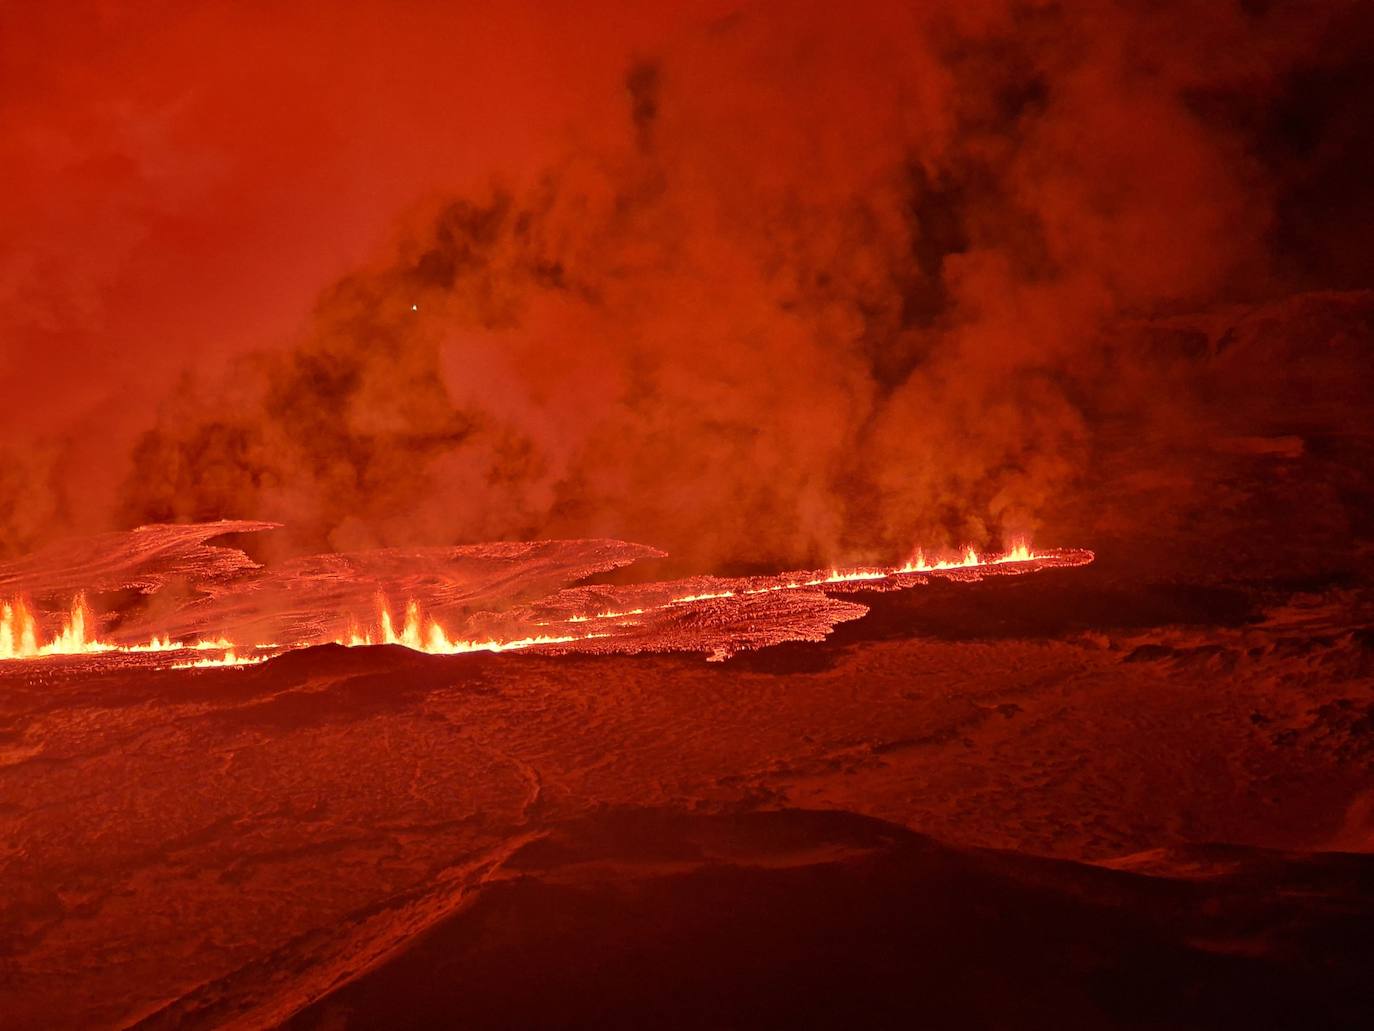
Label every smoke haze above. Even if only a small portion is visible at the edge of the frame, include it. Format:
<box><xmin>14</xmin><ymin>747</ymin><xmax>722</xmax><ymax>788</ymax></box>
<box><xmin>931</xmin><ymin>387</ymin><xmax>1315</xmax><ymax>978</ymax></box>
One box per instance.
<box><xmin>4</xmin><ymin>0</ymin><xmax>1372</xmax><ymax>568</ymax></box>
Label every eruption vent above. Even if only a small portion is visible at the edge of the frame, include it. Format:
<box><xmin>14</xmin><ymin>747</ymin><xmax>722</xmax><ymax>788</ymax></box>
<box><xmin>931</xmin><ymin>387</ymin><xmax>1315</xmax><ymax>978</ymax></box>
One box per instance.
<box><xmin>0</xmin><ymin>524</ymin><xmax>1092</xmax><ymax>670</ymax></box>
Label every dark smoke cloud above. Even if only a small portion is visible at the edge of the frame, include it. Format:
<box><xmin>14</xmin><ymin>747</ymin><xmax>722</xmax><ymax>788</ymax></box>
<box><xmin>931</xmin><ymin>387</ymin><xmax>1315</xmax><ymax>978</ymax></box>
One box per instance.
<box><xmin>4</xmin><ymin>1</ymin><xmax>1372</xmax><ymax>569</ymax></box>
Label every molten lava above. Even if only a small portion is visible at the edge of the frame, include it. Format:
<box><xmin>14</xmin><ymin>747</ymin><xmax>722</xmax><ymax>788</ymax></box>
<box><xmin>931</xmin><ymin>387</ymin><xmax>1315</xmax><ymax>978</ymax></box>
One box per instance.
<box><xmin>342</xmin><ymin>597</ymin><xmax>589</xmax><ymax>655</ymax></box>
<box><xmin>169</xmin><ymin>650</ymin><xmax>273</xmax><ymax>669</ymax></box>
<box><xmin>0</xmin><ymin>527</ymin><xmax>1093</xmax><ymax>669</ymax></box>
<box><xmin>1</xmin><ymin>593</ymin><xmax>248</xmax><ymax>662</ymax></box>
<box><xmin>0</xmin><ymin>599</ymin><xmax>38</xmax><ymax>659</ymax></box>
<box><xmin>1</xmin><ymin>595</ymin><xmax>114</xmax><ymax>659</ymax></box>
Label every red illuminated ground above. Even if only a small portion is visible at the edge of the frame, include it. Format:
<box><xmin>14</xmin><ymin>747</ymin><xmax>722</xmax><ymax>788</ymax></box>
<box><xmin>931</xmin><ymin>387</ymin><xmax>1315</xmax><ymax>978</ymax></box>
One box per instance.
<box><xmin>5</xmin><ymin>294</ymin><xmax>1374</xmax><ymax>1027</ymax></box>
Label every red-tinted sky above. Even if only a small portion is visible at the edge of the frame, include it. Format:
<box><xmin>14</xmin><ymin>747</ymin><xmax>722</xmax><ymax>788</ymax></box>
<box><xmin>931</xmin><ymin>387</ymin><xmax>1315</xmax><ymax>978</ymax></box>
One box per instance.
<box><xmin>0</xmin><ymin>0</ymin><xmax>730</xmax><ymax>430</ymax></box>
<box><xmin>2</xmin><ymin>1</ymin><xmax>1370</xmax><ymax>566</ymax></box>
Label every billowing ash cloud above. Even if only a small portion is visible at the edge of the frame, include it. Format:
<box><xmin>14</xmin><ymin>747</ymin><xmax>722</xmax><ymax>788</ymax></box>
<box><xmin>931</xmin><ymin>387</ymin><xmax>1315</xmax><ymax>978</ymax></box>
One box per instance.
<box><xmin>5</xmin><ymin>1</ymin><xmax>1372</xmax><ymax>569</ymax></box>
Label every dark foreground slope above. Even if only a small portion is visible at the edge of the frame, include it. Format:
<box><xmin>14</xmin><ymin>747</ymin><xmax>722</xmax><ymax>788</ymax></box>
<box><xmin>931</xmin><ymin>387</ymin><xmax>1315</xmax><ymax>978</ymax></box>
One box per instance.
<box><xmin>262</xmin><ymin>809</ymin><xmax>1370</xmax><ymax>1030</ymax></box>
<box><xmin>4</xmin><ymin>573</ymin><xmax>1372</xmax><ymax>1030</ymax></box>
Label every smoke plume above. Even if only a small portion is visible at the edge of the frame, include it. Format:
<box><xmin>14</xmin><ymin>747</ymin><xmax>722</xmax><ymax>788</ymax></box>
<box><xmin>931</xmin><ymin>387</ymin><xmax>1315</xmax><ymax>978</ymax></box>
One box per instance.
<box><xmin>4</xmin><ymin>1</ymin><xmax>1371</xmax><ymax>569</ymax></box>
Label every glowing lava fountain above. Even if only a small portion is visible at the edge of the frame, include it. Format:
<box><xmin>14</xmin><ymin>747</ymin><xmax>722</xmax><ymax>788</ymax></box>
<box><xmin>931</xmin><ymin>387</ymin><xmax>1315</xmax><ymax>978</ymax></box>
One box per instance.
<box><xmin>343</xmin><ymin>598</ymin><xmax>589</xmax><ymax>655</ymax></box>
<box><xmin>1</xmin><ymin>595</ymin><xmax>115</xmax><ymax>660</ymax></box>
<box><xmin>2</xmin><ymin>595</ymin><xmax>260</xmax><ymax>665</ymax></box>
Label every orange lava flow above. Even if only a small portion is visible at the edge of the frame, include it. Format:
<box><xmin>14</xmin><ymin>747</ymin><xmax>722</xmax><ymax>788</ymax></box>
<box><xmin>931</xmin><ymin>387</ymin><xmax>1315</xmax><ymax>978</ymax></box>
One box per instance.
<box><xmin>339</xmin><ymin>539</ymin><xmax>1045</xmax><ymax>651</ymax></box>
<box><xmin>341</xmin><ymin>597</ymin><xmax>593</xmax><ymax>655</ymax></box>
<box><xmin>717</xmin><ymin>539</ymin><xmax>1033</xmax><ymax>599</ymax></box>
<box><xmin>0</xmin><ymin>538</ymin><xmax>1059</xmax><ymax>667</ymax></box>
<box><xmin>1</xmin><ymin>595</ymin><xmax>254</xmax><ymax>663</ymax></box>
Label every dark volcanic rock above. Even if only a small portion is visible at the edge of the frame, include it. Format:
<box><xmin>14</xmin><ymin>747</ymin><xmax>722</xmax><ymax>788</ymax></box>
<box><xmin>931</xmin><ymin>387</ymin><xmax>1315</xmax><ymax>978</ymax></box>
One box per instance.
<box><xmin>278</xmin><ymin>809</ymin><xmax>1374</xmax><ymax>1031</ymax></box>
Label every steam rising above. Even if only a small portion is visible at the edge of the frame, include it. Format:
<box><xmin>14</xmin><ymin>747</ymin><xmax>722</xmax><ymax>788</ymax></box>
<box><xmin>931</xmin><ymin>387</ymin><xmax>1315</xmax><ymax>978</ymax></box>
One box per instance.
<box><xmin>3</xmin><ymin>1</ymin><xmax>1371</xmax><ymax>568</ymax></box>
